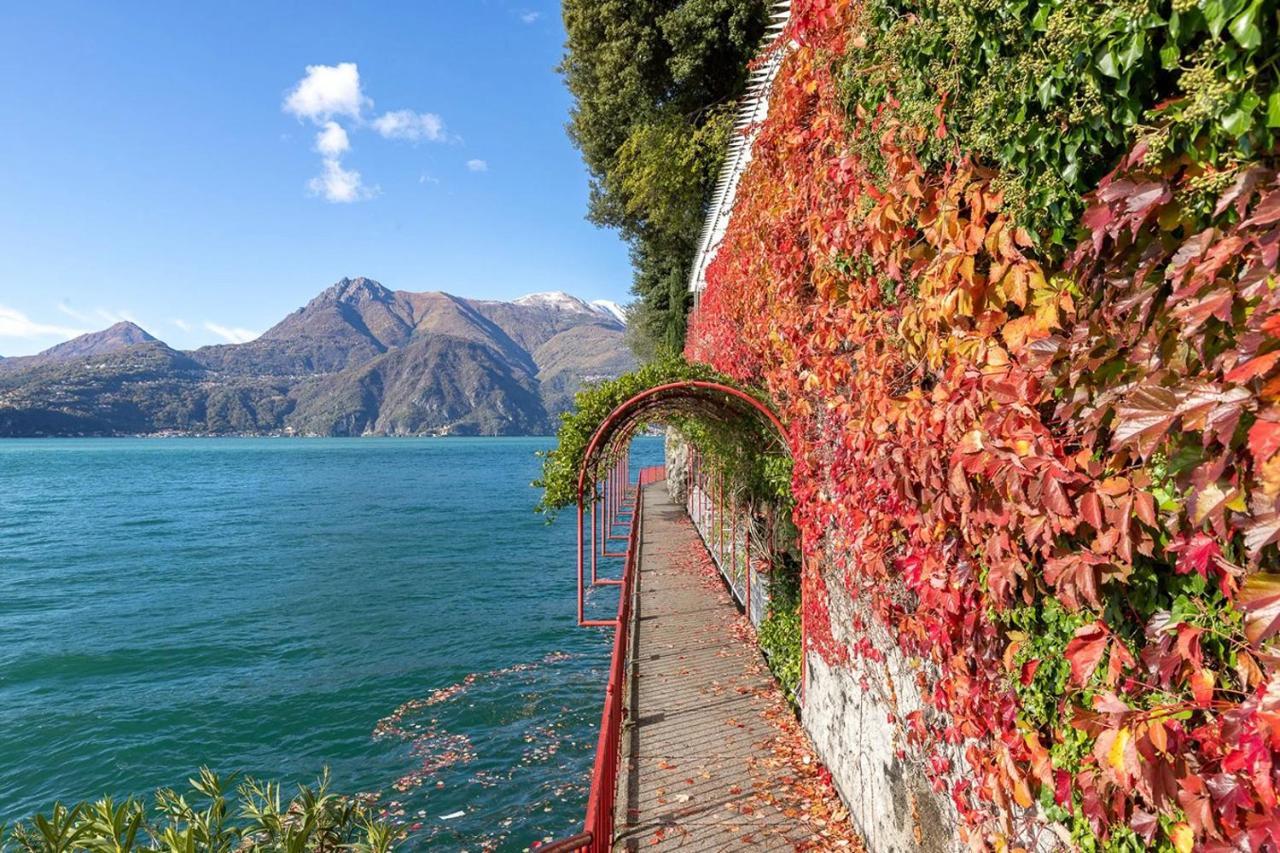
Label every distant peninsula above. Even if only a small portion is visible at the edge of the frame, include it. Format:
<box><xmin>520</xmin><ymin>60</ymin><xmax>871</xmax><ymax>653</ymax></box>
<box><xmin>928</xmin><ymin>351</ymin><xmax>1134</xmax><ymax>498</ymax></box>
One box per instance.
<box><xmin>0</xmin><ymin>278</ymin><xmax>634</xmax><ymax>437</ymax></box>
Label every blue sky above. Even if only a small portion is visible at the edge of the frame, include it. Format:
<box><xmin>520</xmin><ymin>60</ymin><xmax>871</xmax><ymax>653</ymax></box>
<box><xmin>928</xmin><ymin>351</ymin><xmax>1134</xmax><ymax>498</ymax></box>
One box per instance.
<box><xmin>0</xmin><ymin>1</ymin><xmax>633</xmax><ymax>356</ymax></box>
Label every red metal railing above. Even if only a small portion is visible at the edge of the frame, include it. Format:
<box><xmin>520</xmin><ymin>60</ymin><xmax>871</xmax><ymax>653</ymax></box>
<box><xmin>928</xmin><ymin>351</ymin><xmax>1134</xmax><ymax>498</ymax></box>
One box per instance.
<box><xmin>547</xmin><ymin>464</ymin><xmax>666</xmax><ymax>852</ymax></box>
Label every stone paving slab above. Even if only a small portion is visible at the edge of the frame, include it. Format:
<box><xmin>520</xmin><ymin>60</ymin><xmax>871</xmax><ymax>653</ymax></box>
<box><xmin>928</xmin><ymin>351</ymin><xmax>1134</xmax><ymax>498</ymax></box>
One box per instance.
<box><xmin>612</xmin><ymin>484</ymin><xmax>813</xmax><ymax>851</ymax></box>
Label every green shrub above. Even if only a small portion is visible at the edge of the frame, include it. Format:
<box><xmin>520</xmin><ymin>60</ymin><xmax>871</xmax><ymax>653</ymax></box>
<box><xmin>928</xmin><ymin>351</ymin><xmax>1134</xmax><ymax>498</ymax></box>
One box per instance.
<box><xmin>757</xmin><ymin>556</ymin><xmax>802</xmax><ymax>706</ymax></box>
<box><xmin>0</xmin><ymin>768</ymin><xmax>395</xmax><ymax>853</ymax></box>
<box><xmin>534</xmin><ymin>355</ymin><xmax>784</xmax><ymax>515</ymax></box>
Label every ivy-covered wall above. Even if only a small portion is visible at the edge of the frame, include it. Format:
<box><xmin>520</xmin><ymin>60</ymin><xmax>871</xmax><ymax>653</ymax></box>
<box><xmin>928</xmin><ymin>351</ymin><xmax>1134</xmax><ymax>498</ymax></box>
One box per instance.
<box><xmin>684</xmin><ymin>0</ymin><xmax>1280</xmax><ymax>849</ymax></box>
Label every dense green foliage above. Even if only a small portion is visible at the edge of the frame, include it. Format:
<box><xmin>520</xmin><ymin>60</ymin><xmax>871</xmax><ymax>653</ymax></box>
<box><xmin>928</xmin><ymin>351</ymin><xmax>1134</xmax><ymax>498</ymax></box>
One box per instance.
<box><xmin>534</xmin><ymin>356</ymin><xmax>781</xmax><ymax>514</ymax></box>
<box><xmin>559</xmin><ymin>0</ymin><xmax>769</xmax><ymax>354</ymax></box>
<box><xmin>0</xmin><ymin>769</ymin><xmax>395</xmax><ymax>853</ymax></box>
<box><xmin>757</xmin><ymin>554</ymin><xmax>802</xmax><ymax>706</ymax></box>
<box><xmin>842</xmin><ymin>0</ymin><xmax>1280</xmax><ymax>252</ymax></box>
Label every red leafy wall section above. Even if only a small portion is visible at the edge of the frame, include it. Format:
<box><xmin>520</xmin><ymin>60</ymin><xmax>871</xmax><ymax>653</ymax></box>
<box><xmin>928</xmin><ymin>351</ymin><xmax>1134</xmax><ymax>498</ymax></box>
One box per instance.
<box><xmin>685</xmin><ymin>0</ymin><xmax>1280</xmax><ymax>848</ymax></box>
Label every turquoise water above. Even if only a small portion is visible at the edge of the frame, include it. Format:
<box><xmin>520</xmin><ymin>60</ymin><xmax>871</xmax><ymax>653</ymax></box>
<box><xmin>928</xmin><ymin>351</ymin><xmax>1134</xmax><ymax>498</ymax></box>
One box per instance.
<box><xmin>0</xmin><ymin>437</ymin><xmax>660</xmax><ymax>849</ymax></box>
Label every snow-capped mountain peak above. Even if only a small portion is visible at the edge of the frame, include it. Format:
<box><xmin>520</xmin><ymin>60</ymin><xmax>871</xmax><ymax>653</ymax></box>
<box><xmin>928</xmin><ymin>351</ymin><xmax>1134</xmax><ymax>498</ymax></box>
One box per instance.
<box><xmin>589</xmin><ymin>300</ymin><xmax>628</xmax><ymax>325</ymax></box>
<box><xmin>514</xmin><ymin>291</ymin><xmax>627</xmax><ymax>325</ymax></box>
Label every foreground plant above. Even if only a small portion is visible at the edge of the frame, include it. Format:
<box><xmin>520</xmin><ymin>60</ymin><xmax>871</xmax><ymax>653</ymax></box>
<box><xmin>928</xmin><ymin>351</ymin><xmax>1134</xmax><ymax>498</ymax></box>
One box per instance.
<box><xmin>0</xmin><ymin>768</ymin><xmax>395</xmax><ymax>853</ymax></box>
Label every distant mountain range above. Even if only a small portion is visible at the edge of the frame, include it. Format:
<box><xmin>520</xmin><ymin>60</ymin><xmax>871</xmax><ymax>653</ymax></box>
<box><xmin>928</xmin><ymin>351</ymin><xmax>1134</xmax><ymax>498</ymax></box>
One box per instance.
<box><xmin>0</xmin><ymin>278</ymin><xmax>635</xmax><ymax>436</ymax></box>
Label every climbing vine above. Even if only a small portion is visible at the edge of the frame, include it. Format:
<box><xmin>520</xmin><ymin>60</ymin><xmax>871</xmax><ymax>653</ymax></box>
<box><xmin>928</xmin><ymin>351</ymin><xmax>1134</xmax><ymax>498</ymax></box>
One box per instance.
<box><xmin>685</xmin><ymin>0</ymin><xmax>1280</xmax><ymax>849</ymax></box>
<box><xmin>535</xmin><ymin>356</ymin><xmax>785</xmax><ymax>515</ymax></box>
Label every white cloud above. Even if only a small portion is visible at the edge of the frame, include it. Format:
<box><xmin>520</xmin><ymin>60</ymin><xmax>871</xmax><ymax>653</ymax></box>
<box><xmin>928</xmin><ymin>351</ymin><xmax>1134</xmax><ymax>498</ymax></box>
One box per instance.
<box><xmin>284</xmin><ymin>62</ymin><xmax>452</xmax><ymax>202</ymax></box>
<box><xmin>308</xmin><ymin>157</ymin><xmax>377</xmax><ymax>203</ymax></box>
<box><xmin>96</xmin><ymin>308</ymin><xmax>139</xmax><ymax>326</ymax></box>
<box><xmin>521</xmin><ymin>11</ymin><xmax>541</xmax><ymax>23</ymax></box>
<box><xmin>172</xmin><ymin>318</ymin><xmax>192</xmax><ymax>332</ymax></box>
<box><xmin>419</xmin><ymin>173</ymin><xmax>440</xmax><ymax>185</ymax></box>
<box><xmin>58</xmin><ymin>302</ymin><xmax>138</xmax><ymax>327</ymax></box>
<box><xmin>372</xmin><ymin>109</ymin><xmax>446</xmax><ymax>142</ymax></box>
<box><xmin>204</xmin><ymin>322</ymin><xmax>261</xmax><ymax>344</ymax></box>
<box><xmin>57</xmin><ymin>301</ymin><xmax>94</xmax><ymax>324</ymax></box>
<box><xmin>0</xmin><ymin>305</ymin><xmax>85</xmax><ymax>340</ymax></box>
<box><xmin>314</xmin><ymin>121</ymin><xmax>350</xmax><ymax>157</ymax></box>
<box><xmin>283</xmin><ymin>62</ymin><xmax>368</xmax><ymax>123</ymax></box>
<box><xmin>466</xmin><ymin>159</ymin><xmax>488</xmax><ymax>172</ymax></box>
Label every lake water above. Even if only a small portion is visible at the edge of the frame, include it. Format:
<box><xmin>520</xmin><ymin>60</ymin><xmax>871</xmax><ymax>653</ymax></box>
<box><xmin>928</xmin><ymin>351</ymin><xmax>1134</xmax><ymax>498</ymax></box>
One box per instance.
<box><xmin>0</xmin><ymin>436</ymin><xmax>661</xmax><ymax>848</ymax></box>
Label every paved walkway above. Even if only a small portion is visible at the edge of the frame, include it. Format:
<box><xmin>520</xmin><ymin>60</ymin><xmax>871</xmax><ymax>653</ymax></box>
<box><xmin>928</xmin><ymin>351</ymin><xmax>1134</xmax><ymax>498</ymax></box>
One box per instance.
<box><xmin>613</xmin><ymin>484</ymin><xmax>814</xmax><ymax>851</ymax></box>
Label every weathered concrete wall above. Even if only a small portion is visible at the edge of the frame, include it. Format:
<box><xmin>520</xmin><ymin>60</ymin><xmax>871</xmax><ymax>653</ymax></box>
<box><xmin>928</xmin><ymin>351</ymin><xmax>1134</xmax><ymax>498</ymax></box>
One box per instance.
<box><xmin>801</xmin><ymin>560</ymin><xmax>966</xmax><ymax>853</ymax></box>
<box><xmin>801</xmin><ymin>557</ymin><xmax>1064</xmax><ymax>851</ymax></box>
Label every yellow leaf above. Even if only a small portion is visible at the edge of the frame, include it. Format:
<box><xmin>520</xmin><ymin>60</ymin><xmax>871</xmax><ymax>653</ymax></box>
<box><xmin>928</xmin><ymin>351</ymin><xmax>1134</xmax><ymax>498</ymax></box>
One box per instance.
<box><xmin>1263</xmin><ymin>453</ymin><xmax>1280</xmax><ymax>498</ymax></box>
<box><xmin>1107</xmin><ymin>727</ymin><xmax>1130</xmax><ymax>774</ymax></box>
<box><xmin>1169</xmin><ymin>823</ymin><xmax>1194</xmax><ymax>853</ymax></box>
<box><xmin>1012</xmin><ymin>776</ymin><xmax>1033</xmax><ymax>809</ymax></box>
<box><xmin>1194</xmin><ymin>483</ymin><xmax>1226</xmax><ymax>525</ymax></box>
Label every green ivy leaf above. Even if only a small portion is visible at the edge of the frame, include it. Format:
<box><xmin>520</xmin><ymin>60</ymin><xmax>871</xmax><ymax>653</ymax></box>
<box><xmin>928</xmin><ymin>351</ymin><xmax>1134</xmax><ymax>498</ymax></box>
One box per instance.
<box><xmin>1096</xmin><ymin>46</ymin><xmax>1120</xmax><ymax>78</ymax></box>
<box><xmin>1222</xmin><ymin>106</ymin><xmax>1253</xmax><ymax>137</ymax></box>
<box><xmin>1038</xmin><ymin>76</ymin><xmax>1057</xmax><ymax>110</ymax></box>
<box><xmin>1120</xmin><ymin>32</ymin><xmax>1146</xmax><ymax>71</ymax></box>
<box><xmin>1228</xmin><ymin>0</ymin><xmax>1263</xmax><ymax>49</ymax></box>
<box><xmin>1160</xmin><ymin>43</ymin><xmax>1180</xmax><ymax>70</ymax></box>
<box><xmin>1203</xmin><ymin>0</ymin><xmax>1228</xmax><ymax>37</ymax></box>
<box><xmin>1269</xmin><ymin>90</ymin><xmax>1280</xmax><ymax>128</ymax></box>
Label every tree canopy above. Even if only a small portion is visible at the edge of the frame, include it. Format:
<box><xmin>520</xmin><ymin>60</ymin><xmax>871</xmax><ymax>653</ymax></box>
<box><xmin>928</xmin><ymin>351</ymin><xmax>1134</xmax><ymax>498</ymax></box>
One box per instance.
<box><xmin>559</xmin><ymin>0</ymin><xmax>768</xmax><ymax>357</ymax></box>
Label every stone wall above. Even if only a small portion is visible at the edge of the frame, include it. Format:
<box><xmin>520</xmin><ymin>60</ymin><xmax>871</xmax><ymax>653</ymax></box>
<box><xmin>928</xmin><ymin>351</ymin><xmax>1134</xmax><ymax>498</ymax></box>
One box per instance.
<box><xmin>800</xmin><ymin>560</ymin><xmax>966</xmax><ymax>852</ymax></box>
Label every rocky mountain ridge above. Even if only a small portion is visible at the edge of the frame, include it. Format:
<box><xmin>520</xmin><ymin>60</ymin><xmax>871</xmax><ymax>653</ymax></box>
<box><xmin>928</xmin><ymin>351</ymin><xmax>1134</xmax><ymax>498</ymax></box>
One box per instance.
<box><xmin>0</xmin><ymin>279</ymin><xmax>634</xmax><ymax>436</ymax></box>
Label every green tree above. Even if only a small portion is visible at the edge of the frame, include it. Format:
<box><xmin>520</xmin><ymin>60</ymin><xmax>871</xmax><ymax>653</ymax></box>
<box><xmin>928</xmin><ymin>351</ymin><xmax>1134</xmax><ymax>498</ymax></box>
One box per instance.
<box><xmin>559</xmin><ymin>0</ymin><xmax>768</xmax><ymax>357</ymax></box>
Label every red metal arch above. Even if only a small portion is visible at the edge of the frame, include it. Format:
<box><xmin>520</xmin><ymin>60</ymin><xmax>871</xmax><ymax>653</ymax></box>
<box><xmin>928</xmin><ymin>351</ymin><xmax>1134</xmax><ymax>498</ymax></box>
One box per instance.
<box><xmin>574</xmin><ymin>380</ymin><xmax>789</xmax><ymax>626</ymax></box>
<box><xmin>575</xmin><ymin>380</ymin><xmax>788</xmax><ymax>500</ymax></box>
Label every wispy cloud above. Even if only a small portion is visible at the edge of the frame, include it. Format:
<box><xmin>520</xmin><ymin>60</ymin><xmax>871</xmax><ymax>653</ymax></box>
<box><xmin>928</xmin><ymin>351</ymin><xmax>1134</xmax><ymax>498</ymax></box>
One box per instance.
<box><xmin>466</xmin><ymin>159</ymin><xmax>489</xmax><ymax>172</ymax></box>
<box><xmin>372</xmin><ymin>109</ymin><xmax>446</xmax><ymax>142</ymax></box>
<box><xmin>172</xmin><ymin>318</ymin><xmax>192</xmax><ymax>332</ymax></box>
<box><xmin>0</xmin><ymin>305</ymin><xmax>85</xmax><ymax>340</ymax></box>
<box><xmin>58</xmin><ymin>302</ymin><xmax>139</xmax><ymax>327</ymax></box>
<box><xmin>204</xmin><ymin>322</ymin><xmax>261</xmax><ymax>344</ymax></box>
<box><xmin>56</xmin><ymin>301</ymin><xmax>94</xmax><ymax>325</ymax></box>
<box><xmin>521</xmin><ymin>11</ymin><xmax>541</xmax><ymax>23</ymax></box>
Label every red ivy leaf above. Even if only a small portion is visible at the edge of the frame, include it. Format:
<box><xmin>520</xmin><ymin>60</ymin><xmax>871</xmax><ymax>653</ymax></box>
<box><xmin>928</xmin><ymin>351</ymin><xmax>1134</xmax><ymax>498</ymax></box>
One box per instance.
<box><xmin>1249</xmin><ymin>417</ymin><xmax>1280</xmax><ymax>463</ymax></box>
<box><xmin>1190</xmin><ymin>668</ymin><xmax>1215</xmax><ymax>708</ymax></box>
<box><xmin>1065</xmin><ymin>621</ymin><xmax>1110</xmax><ymax>687</ymax></box>
<box><xmin>1020</xmin><ymin>658</ymin><xmax>1041</xmax><ymax>686</ymax></box>
<box><xmin>1112</xmin><ymin>385</ymin><xmax>1180</xmax><ymax>456</ymax></box>
<box><xmin>1227</xmin><ymin>350</ymin><xmax>1280</xmax><ymax>384</ymax></box>
<box><xmin>1168</xmin><ymin>532</ymin><xmax>1222</xmax><ymax>579</ymax></box>
<box><xmin>1238</xmin><ymin>572</ymin><xmax>1280</xmax><ymax>646</ymax></box>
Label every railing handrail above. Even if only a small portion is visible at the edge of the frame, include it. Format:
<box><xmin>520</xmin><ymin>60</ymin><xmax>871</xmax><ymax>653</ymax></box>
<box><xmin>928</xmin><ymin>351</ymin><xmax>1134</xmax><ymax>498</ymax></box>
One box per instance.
<box><xmin>547</xmin><ymin>466</ymin><xmax>666</xmax><ymax>851</ymax></box>
<box><xmin>580</xmin><ymin>479</ymin><xmax>642</xmax><ymax>847</ymax></box>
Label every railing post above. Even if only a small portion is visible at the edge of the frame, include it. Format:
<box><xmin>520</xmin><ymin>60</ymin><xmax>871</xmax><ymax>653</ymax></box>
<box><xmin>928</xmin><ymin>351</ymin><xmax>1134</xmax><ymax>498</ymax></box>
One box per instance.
<box><xmin>745</xmin><ymin>506</ymin><xmax>752</xmax><ymax>623</ymax></box>
<box><xmin>577</xmin><ymin>493</ymin><xmax>584</xmax><ymax>626</ymax></box>
<box><xmin>731</xmin><ymin>489</ymin><xmax>737</xmax><ymax>595</ymax></box>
